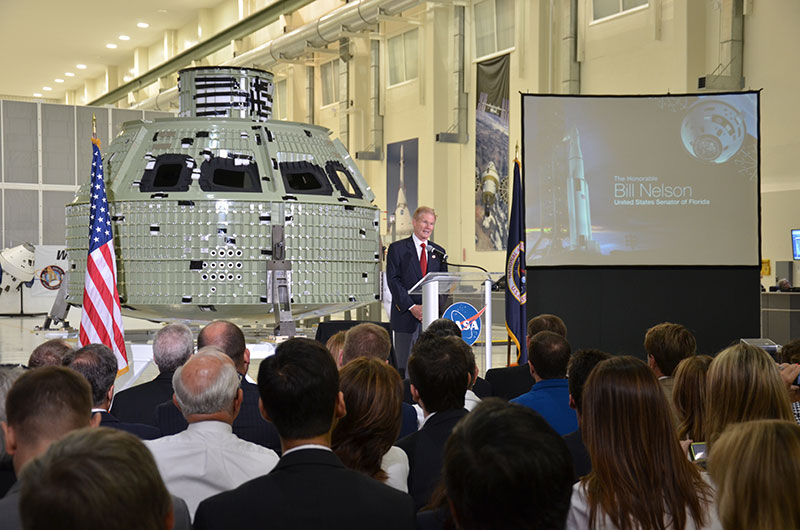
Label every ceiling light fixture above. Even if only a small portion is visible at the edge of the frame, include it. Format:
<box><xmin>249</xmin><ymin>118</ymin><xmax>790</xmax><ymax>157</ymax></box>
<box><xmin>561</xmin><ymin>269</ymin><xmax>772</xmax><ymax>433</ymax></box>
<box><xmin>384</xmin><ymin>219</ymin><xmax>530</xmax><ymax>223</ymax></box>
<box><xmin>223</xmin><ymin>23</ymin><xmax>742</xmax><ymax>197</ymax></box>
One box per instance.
<box><xmin>123</xmin><ymin>75</ymin><xmax>132</xmax><ymax>82</ymax></box>
<box><xmin>76</xmin><ymin>64</ymin><xmax>87</xmax><ymax>69</ymax></box>
<box><xmin>137</xmin><ymin>22</ymin><xmax>149</xmax><ymax>28</ymax></box>
<box><xmin>43</xmin><ymin>86</ymin><xmax>52</xmax><ymax>91</ymax></box>
<box><xmin>65</xmin><ymin>72</ymin><xmax>75</xmax><ymax>77</ymax></box>
<box><xmin>55</xmin><ymin>78</ymin><xmax>64</xmax><ymax>83</ymax></box>
<box><xmin>33</xmin><ymin>93</ymin><xmax>43</xmax><ymax>98</ymax></box>
<box><xmin>119</xmin><ymin>35</ymin><xmax>130</xmax><ymax>41</ymax></box>
<box><xmin>106</xmin><ymin>43</ymin><xmax>118</xmax><ymax>49</ymax></box>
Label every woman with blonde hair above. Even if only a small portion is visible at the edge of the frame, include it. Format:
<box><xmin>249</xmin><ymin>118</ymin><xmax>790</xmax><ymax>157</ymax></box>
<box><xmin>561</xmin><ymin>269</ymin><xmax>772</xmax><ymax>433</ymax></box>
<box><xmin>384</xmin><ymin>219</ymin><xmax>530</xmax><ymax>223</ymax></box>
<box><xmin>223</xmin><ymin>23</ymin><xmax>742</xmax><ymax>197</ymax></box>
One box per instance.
<box><xmin>567</xmin><ymin>356</ymin><xmax>715</xmax><ymax>530</ymax></box>
<box><xmin>331</xmin><ymin>357</ymin><xmax>408</xmax><ymax>491</ymax></box>
<box><xmin>708</xmin><ymin>419</ymin><xmax>800</xmax><ymax>530</ymax></box>
<box><xmin>705</xmin><ymin>343</ymin><xmax>792</xmax><ymax>450</ymax></box>
<box><xmin>325</xmin><ymin>330</ymin><xmax>346</xmax><ymax>367</ymax></box>
<box><xmin>672</xmin><ymin>355</ymin><xmax>713</xmax><ymax>442</ymax></box>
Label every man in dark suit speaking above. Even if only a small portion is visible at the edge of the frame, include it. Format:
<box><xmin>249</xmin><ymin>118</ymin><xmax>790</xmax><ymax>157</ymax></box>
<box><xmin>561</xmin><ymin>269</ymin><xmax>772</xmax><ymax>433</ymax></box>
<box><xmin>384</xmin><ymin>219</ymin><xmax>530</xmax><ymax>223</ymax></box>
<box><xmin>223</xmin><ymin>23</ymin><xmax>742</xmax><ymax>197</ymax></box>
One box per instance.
<box><xmin>386</xmin><ymin>206</ymin><xmax>447</xmax><ymax>376</ymax></box>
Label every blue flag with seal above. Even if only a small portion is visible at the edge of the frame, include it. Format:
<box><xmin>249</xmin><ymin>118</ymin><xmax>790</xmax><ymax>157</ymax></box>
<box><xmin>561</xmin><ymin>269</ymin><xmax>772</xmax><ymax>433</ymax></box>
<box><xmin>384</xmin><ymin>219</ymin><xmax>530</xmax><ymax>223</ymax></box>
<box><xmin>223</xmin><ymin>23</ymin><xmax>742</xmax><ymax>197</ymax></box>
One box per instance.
<box><xmin>505</xmin><ymin>157</ymin><xmax>527</xmax><ymax>363</ymax></box>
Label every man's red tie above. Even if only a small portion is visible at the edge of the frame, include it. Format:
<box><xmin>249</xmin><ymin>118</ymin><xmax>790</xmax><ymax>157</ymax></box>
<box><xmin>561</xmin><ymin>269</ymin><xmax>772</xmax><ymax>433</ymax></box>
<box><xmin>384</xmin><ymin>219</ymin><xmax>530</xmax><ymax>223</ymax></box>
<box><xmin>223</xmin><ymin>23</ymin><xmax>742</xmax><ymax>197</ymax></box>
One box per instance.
<box><xmin>420</xmin><ymin>243</ymin><xmax>427</xmax><ymax>276</ymax></box>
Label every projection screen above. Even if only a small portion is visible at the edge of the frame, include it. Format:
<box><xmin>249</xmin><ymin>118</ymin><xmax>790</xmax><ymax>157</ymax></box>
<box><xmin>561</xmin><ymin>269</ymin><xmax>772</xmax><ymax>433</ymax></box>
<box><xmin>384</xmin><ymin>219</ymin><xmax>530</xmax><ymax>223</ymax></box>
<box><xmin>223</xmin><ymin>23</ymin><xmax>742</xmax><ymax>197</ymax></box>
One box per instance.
<box><xmin>522</xmin><ymin>92</ymin><xmax>760</xmax><ymax>266</ymax></box>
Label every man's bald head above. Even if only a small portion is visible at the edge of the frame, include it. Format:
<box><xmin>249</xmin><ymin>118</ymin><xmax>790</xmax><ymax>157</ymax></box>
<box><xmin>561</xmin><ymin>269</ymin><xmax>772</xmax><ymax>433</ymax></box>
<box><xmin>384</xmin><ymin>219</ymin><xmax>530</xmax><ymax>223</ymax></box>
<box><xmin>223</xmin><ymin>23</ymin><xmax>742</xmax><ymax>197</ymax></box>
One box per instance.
<box><xmin>197</xmin><ymin>320</ymin><xmax>248</xmax><ymax>372</ymax></box>
<box><xmin>172</xmin><ymin>347</ymin><xmax>240</xmax><ymax>421</ymax></box>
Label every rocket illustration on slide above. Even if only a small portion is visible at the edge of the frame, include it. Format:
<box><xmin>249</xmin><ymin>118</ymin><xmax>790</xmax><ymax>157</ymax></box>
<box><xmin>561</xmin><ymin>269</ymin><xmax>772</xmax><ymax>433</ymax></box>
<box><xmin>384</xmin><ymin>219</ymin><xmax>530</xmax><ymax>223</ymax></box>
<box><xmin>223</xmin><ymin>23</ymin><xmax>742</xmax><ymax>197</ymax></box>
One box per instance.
<box><xmin>565</xmin><ymin>127</ymin><xmax>599</xmax><ymax>252</ymax></box>
<box><xmin>393</xmin><ymin>144</ymin><xmax>413</xmax><ymax>236</ymax></box>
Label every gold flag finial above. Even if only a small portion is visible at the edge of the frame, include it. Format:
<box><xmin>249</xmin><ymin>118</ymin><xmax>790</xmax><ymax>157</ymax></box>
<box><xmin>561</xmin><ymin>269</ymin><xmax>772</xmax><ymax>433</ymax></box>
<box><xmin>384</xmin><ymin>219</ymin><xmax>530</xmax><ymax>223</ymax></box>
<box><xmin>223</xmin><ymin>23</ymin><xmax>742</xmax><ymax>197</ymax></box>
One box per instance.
<box><xmin>92</xmin><ymin>113</ymin><xmax>97</xmax><ymax>137</ymax></box>
<box><xmin>514</xmin><ymin>141</ymin><xmax>520</xmax><ymax>161</ymax></box>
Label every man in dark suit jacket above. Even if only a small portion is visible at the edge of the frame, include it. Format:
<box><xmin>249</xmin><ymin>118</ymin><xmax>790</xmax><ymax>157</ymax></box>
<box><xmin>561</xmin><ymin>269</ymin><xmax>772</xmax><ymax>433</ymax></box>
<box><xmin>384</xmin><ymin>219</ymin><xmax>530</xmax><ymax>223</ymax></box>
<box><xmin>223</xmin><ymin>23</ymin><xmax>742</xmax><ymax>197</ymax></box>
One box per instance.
<box><xmin>396</xmin><ymin>335</ymin><xmax>470</xmax><ymax>511</ymax></box>
<box><xmin>194</xmin><ymin>338</ymin><xmax>415</xmax><ymax>530</ymax></box>
<box><xmin>111</xmin><ymin>323</ymin><xmax>194</xmax><ymax>426</ymax></box>
<box><xmin>155</xmin><ymin>320</ymin><xmax>281</xmax><ymax>452</ymax></box>
<box><xmin>63</xmin><ymin>344</ymin><xmax>160</xmax><ymax>440</ymax></box>
<box><xmin>562</xmin><ymin>348</ymin><xmax>611</xmax><ymax>480</ymax></box>
<box><xmin>386</xmin><ymin>206</ymin><xmax>447</xmax><ymax>377</ymax></box>
<box><xmin>486</xmin><ymin>313</ymin><xmax>567</xmax><ymax>400</ymax></box>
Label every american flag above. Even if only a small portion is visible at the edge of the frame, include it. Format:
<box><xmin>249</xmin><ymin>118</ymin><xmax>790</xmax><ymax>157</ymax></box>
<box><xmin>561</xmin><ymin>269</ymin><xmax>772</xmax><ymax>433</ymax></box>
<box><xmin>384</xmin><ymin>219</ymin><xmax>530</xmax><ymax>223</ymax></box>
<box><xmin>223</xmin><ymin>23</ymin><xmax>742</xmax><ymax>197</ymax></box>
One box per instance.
<box><xmin>79</xmin><ymin>133</ymin><xmax>128</xmax><ymax>373</ymax></box>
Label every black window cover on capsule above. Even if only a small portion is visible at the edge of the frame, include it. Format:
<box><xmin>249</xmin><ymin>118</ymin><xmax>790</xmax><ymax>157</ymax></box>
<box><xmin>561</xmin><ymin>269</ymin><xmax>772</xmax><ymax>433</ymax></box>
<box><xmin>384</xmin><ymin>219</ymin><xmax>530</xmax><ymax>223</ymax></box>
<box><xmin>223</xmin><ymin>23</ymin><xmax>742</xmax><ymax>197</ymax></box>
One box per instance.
<box><xmin>199</xmin><ymin>157</ymin><xmax>262</xmax><ymax>193</ymax></box>
<box><xmin>325</xmin><ymin>160</ymin><xmax>363</xmax><ymax>199</ymax></box>
<box><xmin>139</xmin><ymin>154</ymin><xmax>194</xmax><ymax>192</ymax></box>
<box><xmin>279</xmin><ymin>161</ymin><xmax>333</xmax><ymax>196</ymax></box>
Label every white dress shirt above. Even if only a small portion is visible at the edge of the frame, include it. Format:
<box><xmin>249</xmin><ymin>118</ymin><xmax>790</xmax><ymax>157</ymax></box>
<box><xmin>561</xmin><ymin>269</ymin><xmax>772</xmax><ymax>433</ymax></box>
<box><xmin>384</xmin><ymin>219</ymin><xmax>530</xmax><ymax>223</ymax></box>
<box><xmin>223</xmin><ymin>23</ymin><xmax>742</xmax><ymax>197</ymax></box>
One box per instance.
<box><xmin>381</xmin><ymin>445</ymin><xmax>410</xmax><ymax>493</ymax></box>
<box><xmin>145</xmin><ymin>420</ymin><xmax>279</xmax><ymax>518</ymax></box>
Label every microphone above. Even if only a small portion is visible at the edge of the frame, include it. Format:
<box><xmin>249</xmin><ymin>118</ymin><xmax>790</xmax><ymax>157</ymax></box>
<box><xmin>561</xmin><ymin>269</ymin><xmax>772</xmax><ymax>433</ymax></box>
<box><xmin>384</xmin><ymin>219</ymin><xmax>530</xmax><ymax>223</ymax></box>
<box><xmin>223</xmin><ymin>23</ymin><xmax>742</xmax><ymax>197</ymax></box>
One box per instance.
<box><xmin>429</xmin><ymin>245</ymin><xmax>448</xmax><ymax>263</ymax></box>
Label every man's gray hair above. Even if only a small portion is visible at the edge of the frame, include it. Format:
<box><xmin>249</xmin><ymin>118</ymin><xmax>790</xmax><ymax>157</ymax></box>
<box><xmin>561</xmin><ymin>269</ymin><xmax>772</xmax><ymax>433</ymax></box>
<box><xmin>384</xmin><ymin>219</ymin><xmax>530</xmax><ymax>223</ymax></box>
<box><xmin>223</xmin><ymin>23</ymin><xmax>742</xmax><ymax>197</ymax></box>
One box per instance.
<box><xmin>153</xmin><ymin>323</ymin><xmax>194</xmax><ymax>373</ymax></box>
<box><xmin>172</xmin><ymin>346</ymin><xmax>240</xmax><ymax>418</ymax></box>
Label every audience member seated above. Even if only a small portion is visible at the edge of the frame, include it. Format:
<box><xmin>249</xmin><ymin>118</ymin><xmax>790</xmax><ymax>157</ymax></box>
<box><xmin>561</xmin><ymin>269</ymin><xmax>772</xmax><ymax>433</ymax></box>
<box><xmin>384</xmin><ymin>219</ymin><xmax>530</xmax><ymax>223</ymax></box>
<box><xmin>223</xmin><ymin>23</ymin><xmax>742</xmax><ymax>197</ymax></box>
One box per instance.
<box><xmin>416</xmin><ymin>318</ymin><xmax>492</xmax><ymax>398</ymax></box>
<box><xmin>27</xmin><ymin>339</ymin><xmax>72</xmax><ymax>368</ymax></box>
<box><xmin>156</xmin><ymin>320</ymin><xmax>281</xmax><ymax>452</ymax></box>
<box><xmin>63</xmin><ymin>344</ymin><xmax>160</xmax><ymax>440</ymax></box>
<box><xmin>708</xmin><ymin>419</ymin><xmax>800</xmax><ymax>530</ymax></box>
<box><xmin>705</xmin><ymin>342</ymin><xmax>794</xmax><ymax>451</ymax></box>
<box><xmin>396</xmin><ymin>335</ymin><xmax>470</xmax><ymax>511</ymax></box>
<box><xmin>442</xmin><ymin>399</ymin><xmax>574</xmax><ymax>530</ymax></box>
<box><xmin>18</xmin><ymin>427</ymin><xmax>185</xmax><ymax>530</ymax></box>
<box><xmin>672</xmin><ymin>355</ymin><xmax>713</xmax><ymax>443</ymax></box>
<box><xmin>326</xmin><ymin>330</ymin><xmax>346</xmax><ymax>367</ymax></box>
<box><xmin>777</xmin><ymin>339</ymin><xmax>800</xmax><ymax>423</ymax></box>
<box><xmin>332</xmin><ymin>357</ymin><xmax>408</xmax><ymax>492</ymax></box>
<box><xmin>340</xmin><ymin>322</ymin><xmax>417</xmax><ymax>439</ymax></box>
<box><xmin>194</xmin><ymin>338</ymin><xmax>414</xmax><ymax>530</ymax></box>
<box><xmin>644</xmin><ymin>322</ymin><xmax>697</xmax><ymax>428</ymax></box>
<box><xmin>563</xmin><ymin>349</ymin><xmax>610</xmax><ymax>480</ymax></box>
<box><xmin>111</xmin><ymin>323</ymin><xmax>193</xmax><ymax>426</ymax></box>
<box><xmin>0</xmin><ymin>365</ymin><xmax>27</xmax><ymax>497</ymax></box>
<box><xmin>341</xmin><ymin>322</ymin><xmax>393</xmax><ymax>366</ymax></box>
<box><xmin>511</xmin><ymin>331</ymin><xmax>577</xmax><ymax>435</ymax></box>
<box><xmin>567</xmin><ymin>356</ymin><xmax>717</xmax><ymax>530</ymax></box>
<box><xmin>145</xmin><ymin>347</ymin><xmax>279</xmax><ymax>518</ymax></box>
<box><xmin>0</xmin><ymin>367</ymin><xmax>100</xmax><ymax>528</ymax></box>
<box><xmin>486</xmin><ymin>314</ymin><xmax>567</xmax><ymax>400</ymax></box>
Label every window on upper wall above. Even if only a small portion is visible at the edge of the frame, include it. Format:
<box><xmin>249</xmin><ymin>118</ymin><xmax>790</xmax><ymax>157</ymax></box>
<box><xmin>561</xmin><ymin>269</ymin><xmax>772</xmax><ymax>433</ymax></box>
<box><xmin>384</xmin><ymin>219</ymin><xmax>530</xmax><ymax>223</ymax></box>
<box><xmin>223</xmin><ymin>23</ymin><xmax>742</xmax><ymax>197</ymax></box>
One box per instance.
<box><xmin>274</xmin><ymin>79</ymin><xmax>287</xmax><ymax>120</ymax></box>
<box><xmin>593</xmin><ymin>0</ymin><xmax>648</xmax><ymax>21</ymax></box>
<box><xmin>320</xmin><ymin>59</ymin><xmax>340</xmax><ymax>107</ymax></box>
<box><xmin>387</xmin><ymin>28</ymin><xmax>419</xmax><ymax>87</ymax></box>
<box><xmin>473</xmin><ymin>0</ymin><xmax>515</xmax><ymax>60</ymax></box>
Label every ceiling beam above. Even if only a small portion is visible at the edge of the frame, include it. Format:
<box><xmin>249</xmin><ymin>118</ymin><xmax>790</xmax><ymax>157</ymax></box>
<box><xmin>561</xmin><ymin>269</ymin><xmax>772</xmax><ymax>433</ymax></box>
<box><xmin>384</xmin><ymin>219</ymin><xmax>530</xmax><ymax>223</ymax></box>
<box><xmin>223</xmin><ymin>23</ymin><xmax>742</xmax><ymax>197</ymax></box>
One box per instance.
<box><xmin>89</xmin><ymin>0</ymin><xmax>314</xmax><ymax>107</ymax></box>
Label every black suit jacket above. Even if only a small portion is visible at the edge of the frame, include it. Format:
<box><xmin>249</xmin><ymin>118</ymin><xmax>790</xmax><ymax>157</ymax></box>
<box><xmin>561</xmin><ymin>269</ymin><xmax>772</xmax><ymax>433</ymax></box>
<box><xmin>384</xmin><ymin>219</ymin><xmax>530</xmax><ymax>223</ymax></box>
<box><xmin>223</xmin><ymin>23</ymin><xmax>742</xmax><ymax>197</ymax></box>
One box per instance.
<box><xmin>563</xmin><ymin>427</ymin><xmax>591</xmax><ymax>481</ymax></box>
<box><xmin>395</xmin><ymin>408</ymin><xmax>469</xmax><ymax>511</ymax></box>
<box><xmin>98</xmin><ymin>411</ymin><xmax>160</xmax><ymax>440</ymax></box>
<box><xmin>110</xmin><ymin>370</ymin><xmax>175</xmax><ymax>427</ymax></box>
<box><xmin>194</xmin><ymin>448</ymin><xmax>415</xmax><ymax>530</ymax></box>
<box><xmin>386</xmin><ymin>236</ymin><xmax>447</xmax><ymax>333</ymax></box>
<box><xmin>155</xmin><ymin>379</ymin><xmax>281</xmax><ymax>453</ymax></box>
<box><xmin>485</xmin><ymin>364</ymin><xmax>533</xmax><ymax>400</ymax></box>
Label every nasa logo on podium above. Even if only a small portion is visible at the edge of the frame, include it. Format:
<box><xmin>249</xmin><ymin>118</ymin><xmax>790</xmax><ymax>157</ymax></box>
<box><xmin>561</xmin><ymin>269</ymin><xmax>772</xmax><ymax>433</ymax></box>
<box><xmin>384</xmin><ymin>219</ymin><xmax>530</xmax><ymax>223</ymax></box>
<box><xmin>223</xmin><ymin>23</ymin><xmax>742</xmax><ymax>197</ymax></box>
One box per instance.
<box><xmin>443</xmin><ymin>302</ymin><xmax>485</xmax><ymax>346</ymax></box>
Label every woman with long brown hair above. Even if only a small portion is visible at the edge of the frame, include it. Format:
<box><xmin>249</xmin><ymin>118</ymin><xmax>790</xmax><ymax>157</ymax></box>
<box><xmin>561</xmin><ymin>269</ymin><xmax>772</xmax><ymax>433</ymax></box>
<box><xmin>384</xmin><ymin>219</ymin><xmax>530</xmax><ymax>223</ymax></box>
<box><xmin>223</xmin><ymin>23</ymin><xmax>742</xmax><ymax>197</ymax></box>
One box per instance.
<box><xmin>672</xmin><ymin>355</ymin><xmax>713</xmax><ymax>442</ymax></box>
<box><xmin>567</xmin><ymin>356</ymin><xmax>715</xmax><ymax>530</ymax></box>
<box><xmin>331</xmin><ymin>357</ymin><xmax>408</xmax><ymax>491</ymax></box>
<box><xmin>705</xmin><ymin>342</ymin><xmax>793</xmax><ymax>451</ymax></box>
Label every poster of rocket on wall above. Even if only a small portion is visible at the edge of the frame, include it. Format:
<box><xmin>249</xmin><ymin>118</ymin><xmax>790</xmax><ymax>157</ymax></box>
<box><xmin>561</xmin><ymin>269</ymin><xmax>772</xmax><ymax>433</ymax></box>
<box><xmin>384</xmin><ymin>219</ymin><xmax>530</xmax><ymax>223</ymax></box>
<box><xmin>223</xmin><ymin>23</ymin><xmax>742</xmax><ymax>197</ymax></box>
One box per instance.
<box><xmin>386</xmin><ymin>138</ymin><xmax>419</xmax><ymax>245</ymax></box>
<box><xmin>475</xmin><ymin>54</ymin><xmax>510</xmax><ymax>251</ymax></box>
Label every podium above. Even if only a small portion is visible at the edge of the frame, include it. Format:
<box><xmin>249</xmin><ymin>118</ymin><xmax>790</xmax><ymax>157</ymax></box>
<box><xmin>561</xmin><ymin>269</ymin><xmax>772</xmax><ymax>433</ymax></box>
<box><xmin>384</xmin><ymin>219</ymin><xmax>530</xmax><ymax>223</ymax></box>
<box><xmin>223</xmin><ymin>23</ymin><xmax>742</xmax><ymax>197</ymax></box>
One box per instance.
<box><xmin>409</xmin><ymin>271</ymin><xmax>499</xmax><ymax>371</ymax></box>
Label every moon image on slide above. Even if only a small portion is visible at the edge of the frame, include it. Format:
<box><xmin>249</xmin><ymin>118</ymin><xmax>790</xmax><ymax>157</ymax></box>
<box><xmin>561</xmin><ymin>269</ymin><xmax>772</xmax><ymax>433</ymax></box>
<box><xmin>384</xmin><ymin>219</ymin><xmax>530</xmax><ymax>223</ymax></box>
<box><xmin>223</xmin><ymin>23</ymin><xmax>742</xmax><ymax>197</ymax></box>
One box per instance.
<box><xmin>680</xmin><ymin>99</ymin><xmax>746</xmax><ymax>164</ymax></box>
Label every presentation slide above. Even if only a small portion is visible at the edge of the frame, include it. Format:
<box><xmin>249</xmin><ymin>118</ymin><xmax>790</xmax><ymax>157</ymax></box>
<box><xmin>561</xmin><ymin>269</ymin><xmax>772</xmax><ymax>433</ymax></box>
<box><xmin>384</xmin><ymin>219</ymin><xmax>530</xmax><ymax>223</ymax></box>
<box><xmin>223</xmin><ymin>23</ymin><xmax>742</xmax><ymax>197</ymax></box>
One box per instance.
<box><xmin>522</xmin><ymin>93</ymin><xmax>759</xmax><ymax>266</ymax></box>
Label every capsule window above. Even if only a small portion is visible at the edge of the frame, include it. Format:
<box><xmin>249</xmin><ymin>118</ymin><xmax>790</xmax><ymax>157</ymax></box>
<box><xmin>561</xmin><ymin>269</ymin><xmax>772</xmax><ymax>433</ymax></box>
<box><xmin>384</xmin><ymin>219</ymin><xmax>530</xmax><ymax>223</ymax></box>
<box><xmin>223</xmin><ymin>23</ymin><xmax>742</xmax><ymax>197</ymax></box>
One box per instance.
<box><xmin>199</xmin><ymin>157</ymin><xmax>262</xmax><ymax>193</ymax></box>
<box><xmin>326</xmin><ymin>160</ymin><xmax>363</xmax><ymax>199</ymax></box>
<box><xmin>139</xmin><ymin>154</ymin><xmax>195</xmax><ymax>192</ymax></box>
<box><xmin>279</xmin><ymin>161</ymin><xmax>333</xmax><ymax>196</ymax></box>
